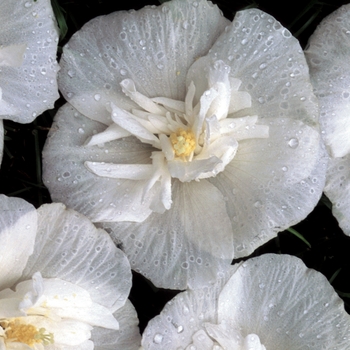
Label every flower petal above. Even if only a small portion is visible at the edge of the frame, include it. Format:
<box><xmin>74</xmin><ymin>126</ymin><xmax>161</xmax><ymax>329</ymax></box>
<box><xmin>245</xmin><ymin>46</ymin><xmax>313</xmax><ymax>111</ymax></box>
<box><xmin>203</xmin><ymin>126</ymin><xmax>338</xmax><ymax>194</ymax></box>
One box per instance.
<box><xmin>0</xmin><ymin>0</ymin><xmax>59</xmax><ymax>123</ymax></box>
<box><xmin>43</xmin><ymin>104</ymin><xmax>156</xmax><ymax>223</ymax></box>
<box><xmin>91</xmin><ymin>300</ymin><xmax>141</xmax><ymax>350</ymax></box>
<box><xmin>323</xmin><ymin>154</ymin><xmax>350</xmax><ymax>235</ymax></box>
<box><xmin>58</xmin><ymin>0</ymin><xmax>229</xmax><ymax>121</ymax></box>
<box><xmin>305</xmin><ymin>4</ymin><xmax>350</xmax><ymax>157</ymax></box>
<box><xmin>208</xmin><ymin>117</ymin><xmax>326</xmax><ymax>257</ymax></box>
<box><xmin>140</xmin><ymin>267</ymin><xmax>235</xmax><ymax>349</ymax></box>
<box><xmin>19</xmin><ymin>202</ymin><xmax>132</xmax><ymax>311</ymax></box>
<box><xmin>142</xmin><ymin>254</ymin><xmax>350</xmax><ymax>349</ymax></box>
<box><xmin>218</xmin><ymin>254</ymin><xmax>350</xmax><ymax>349</ymax></box>
<box><xmin>98</xmin><ymin>179</ymin><xmax>234</xmax><ymax>290</ymax></box>
<box><xmin>0</xmin><ymin>44</ymin><xmax>26</xmax><ymax>67</ymax></box>
<box><xmin>204</xmin><ymin>8</ymin><xmax>318</xmax><ymax>127</ymax></box>
<box><xmin>0</xmin><ymin>195</ymin><xmax>37</xmax><ymax>290</ymax></box>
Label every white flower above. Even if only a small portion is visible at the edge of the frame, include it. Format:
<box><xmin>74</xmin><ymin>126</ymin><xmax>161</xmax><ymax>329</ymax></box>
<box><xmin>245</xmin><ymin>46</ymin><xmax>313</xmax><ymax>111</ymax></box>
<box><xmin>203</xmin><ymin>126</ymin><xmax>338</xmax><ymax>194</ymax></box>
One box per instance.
<box><xmin>0</xmin><ymin>0</ymin><xmax>60</xmax><ymax>163</ymax></box>
<box><xmin>0</xmin><ymin>195</ymin><xmax>141</xmax><ymax>349</ymax></box>
<box><xmin>141</xmin><ymin>254</ymin><xmax>350</xmax><ymax>350</ymax></box>
<box><xmin>43</xmin><ymin>0</ymin><xmax>326</xmax><ymax>289</ymax></box>
<box><xmin>305</xmin><ymin>4</ymin><xmax>350</xmax><ymax>235</ymax></box>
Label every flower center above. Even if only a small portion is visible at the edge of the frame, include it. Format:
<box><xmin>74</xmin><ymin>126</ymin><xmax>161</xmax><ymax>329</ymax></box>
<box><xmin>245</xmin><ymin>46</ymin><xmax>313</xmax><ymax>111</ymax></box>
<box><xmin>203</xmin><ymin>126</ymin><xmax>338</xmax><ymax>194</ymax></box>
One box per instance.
<box><xmin>1</xmin><ymin>319</ymin><xmax>54</xmax><ymax>347</ymax></box>
<box><xmin>170</xmin><ymin>128</ymin><xmax>196</xmax><ymax>158</ymax></box>
<box><xmin>84</xmin><ymin>59</ymin><xmax>269</xmax><ymax>215</ymax></box>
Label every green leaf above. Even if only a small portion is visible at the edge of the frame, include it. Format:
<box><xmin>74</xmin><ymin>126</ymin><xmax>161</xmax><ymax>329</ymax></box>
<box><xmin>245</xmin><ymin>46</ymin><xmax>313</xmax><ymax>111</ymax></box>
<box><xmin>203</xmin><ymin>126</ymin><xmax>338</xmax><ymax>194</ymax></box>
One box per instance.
<box><xmin>287</xmin><ymin>227</ymin><xmax>311</xmax><ymax>248</ymax></box>
<box><xmin>51</xmin><ymin>0</ymin><xmax>68</xmax><ymax>41</ymax></box>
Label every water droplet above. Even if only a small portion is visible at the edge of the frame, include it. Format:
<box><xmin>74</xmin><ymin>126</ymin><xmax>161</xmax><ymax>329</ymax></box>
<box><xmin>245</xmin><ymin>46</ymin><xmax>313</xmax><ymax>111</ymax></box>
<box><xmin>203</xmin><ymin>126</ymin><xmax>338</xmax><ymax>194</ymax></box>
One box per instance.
<box><xmin>287</xmin><ymin>138</ymin><xmax>299</xmax><ymax>149</ymax></box>
<box><xmin>78</xmin><ymin>128</ymin><xmax>85</xmax><ymax>134</ymax></box>
<box><xmin>67</xmin><ymin>69</ymin><xmax>75</xmax><ymax>78</ymax></box>
<box><xmin>241</xmin><ymin>38</ymin><xmax>248</xmax><ymax>45</ymax></box>
<box><xmin>183</xmin><ymin>306</ymin><xmax>190</xmax><ymax>315</ymax></box>
<box><xmin>94</xmin><ymin>94</ymin><xmax>101</xmax><ymax>101</ymax></box>
<box><xmin>139</xmin><ymin>39</ymin><xmax>146</xmax><ymax>46</ymax></box>
<box><xmin>236</xmin><ymin>244</ymin><xmax>246</xmax><ymax>252</ymax></box>
<box><xmin>282</xmin><ymin>166</ymin><xmax>288</xmax><ymax>172</ymax></box>
<box><xmin>40</xmin><ymin>68</ymin><xmax>47</xmax><ymax>75</ymax></box>
<box><xmin>181</xmin><ymin>262</ymin><xmax>189</xmax><ymax>269</ymax></box>
<box><xmin>120</xmin><ymin>69</ymin><xmax>127</xmax><ymax>76</ymax></box>
<box><xmin>259</xmin><ymin>62</ymin><xmax>267</xmax><ymax>70</ymax></box>
<box><xmin>153</xmin><ymin>334</ymin><xmax>163</xmax><ymax>344</ymax></box>
<box><xmin>254</xmin><ymin>200</ymin><xmax>262</xmax><ymax>208</ymax></box>
<box><xmin>258</xmin><ymin>283</ymin><xmax>265</xmax><ymax>289</ymax></box>
<box><xmin>177</xmin><ymin>325</ymin><xmax>184</xmax><ymax>333</ymax></box>
<box><xmin>24</xmin><ymin>1</ymin><xmax>32</xmax><ymax>7</ymax></box>
<box><xmin>192</xmin><ymin>1</ymin><xmax>198</xmax><ymax>7</ymax></box>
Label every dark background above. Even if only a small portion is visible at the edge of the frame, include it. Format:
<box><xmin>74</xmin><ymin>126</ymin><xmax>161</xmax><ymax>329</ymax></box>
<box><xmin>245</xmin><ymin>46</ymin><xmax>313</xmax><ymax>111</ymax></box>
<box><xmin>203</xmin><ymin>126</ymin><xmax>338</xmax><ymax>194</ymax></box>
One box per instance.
<box><xmin>1</xmin><ymin>0</ymin><xmax>350</xmax><ymax>333</ymax></box>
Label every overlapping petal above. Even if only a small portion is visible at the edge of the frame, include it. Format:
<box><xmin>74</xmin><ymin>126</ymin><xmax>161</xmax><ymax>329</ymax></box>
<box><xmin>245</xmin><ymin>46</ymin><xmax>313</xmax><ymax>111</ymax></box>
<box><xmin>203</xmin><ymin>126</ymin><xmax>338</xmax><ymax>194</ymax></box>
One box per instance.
<box><xmin>44</xmin><ymin>0</ymin><xmax>325</xmax><ymax>289</ymax></box>
<box><xmin>305</xmin><ymin>4</ymin><xmax>350</xmax><ymax>235</ymax></box>
<box><xmin>0</xmin><ymin>196</ymin><xmax>141</xmax><ymax>349</ymax></box>
<box><xmin>141</xmin><ymin>254</ymin><xmax>350</xmax><ymax>350</ymax></box>
<box><xmin>58</xmin><ymin>0</ymin><xmax>229</xmax><ymax>124</ymax></box>
<box><xmin>0</xmin><ymin>194</ymin><xmax>37</xmax><ymax>290</ymax></box>
<box><xmin>0</xmin><ymin>0</ymin><xmax>59</xmax><ymax>123</ymax></box>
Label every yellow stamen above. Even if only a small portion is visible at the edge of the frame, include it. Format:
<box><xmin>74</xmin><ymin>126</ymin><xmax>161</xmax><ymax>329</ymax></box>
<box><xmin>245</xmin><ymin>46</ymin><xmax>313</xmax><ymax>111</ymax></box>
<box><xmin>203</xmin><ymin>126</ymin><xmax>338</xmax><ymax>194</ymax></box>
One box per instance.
<box><xmin>1</xmin><ymin>319</ymin><xmax>54</xmax><ymax>347</ymax></box>
<box><xmin>170</xmin><ymin>128</ymin><xmax>196</xmax><ymax>158</ymax></box>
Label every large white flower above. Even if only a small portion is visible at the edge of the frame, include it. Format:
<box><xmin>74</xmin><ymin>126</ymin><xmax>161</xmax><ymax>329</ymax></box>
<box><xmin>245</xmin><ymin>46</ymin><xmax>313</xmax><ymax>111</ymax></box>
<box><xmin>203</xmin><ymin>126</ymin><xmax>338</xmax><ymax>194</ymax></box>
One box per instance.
<box><xmin>141</xmin><ymin>254</ymin><xmax>350</xmax><ymax>350</ymax></box>
<box><xmin>43</xmin><ymin>0</ymin><xmax>326</xmax><ymax>289</ymax></box>
<box><xmin>0</xmin><ymin>195</ymin><xmax>141</xmax><ymax>349</ymax></box>
<box><xmin>0</xmin><ymin>0</ymin><xmax>60</xmax><ymax>163</ymax></box>
<box><xmin>306</xmin><ymin>4</ymin><xmax>350</xmax><ymax>235</ymax></box>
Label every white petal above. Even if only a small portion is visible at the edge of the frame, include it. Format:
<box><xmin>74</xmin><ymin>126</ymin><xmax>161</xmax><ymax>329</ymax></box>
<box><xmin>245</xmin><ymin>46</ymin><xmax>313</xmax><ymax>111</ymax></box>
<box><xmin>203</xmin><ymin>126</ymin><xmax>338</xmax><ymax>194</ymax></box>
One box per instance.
<box><xmin>35</xmin><ymin>278</ymin><xmax>118</xmax><ymax>329</ymax></box>
<box><xmin>204</xmin><ymin>9</ymin><xmax>318</xmax><ymax>127</ymax></box>
<box><xmin>152</xmin><ymin>97</ymin><xmax>185</xmax><ymax>114</ymax></box>
<box><xmin>110</xmin><ymin>103</ymin><xmax>160</xmax><ymax>147</ymax></box>
<box><xmin>167</xmin><ymin>157</ymin><xmax>222</xmax><ymax>182</ymax></box>
<box><xmin>142</xmin><ymin>255</ymin><xmax>350</xmax><ymax>349</ymax></box>
<box><xmin>43</xmin><ymin>104</ymin><xmax>155</xmax><ymax>223</ymax></box>
<box><xmin>0</xmin><ymin>87</ymin><xmax>18</xmax><ymax>115</ymax></box>
<box><xmin>305</xmin><ymin>4</ymin><xmax>350</xmax><ymax>157</ymax></box>
<box><xmin>25</xmin><ymin>316</ymin><xmax>93</xmax><ymax>346</ymax></box>
<box><xmin>210</xmin><ymin>117</ymin><xmax>326</xmax><ymax>257</ymax></box>
<box><xmin>19</xmin><ymin>202</ymin><xmax>132</xmax><ymax>311</ymax></box>
<box><xmin>140</xmin><ymin>267</ymin><xmax>235</xmax><ymax>348</ymax></box>
<box><xmin>0</xmin><ymin>298</ymin><xmax>26</xmax><ymax>318</ymax></box>
<box><xmin>0</xmin><ymin>0</ymin><xmax>59</xmax><ymax>123</ymax></box>
<box><xmin>0</xmin><ymin>195</ymin><xmax>37</xmax><ymax>290</ymax></box>
<box><xmin>85</xmin><ymin>162</ymin><xmax>153</xmax><ymax>180</ymax></box>
<box><xmin>98</xmin><ymin>180</ymin><xmax>234</xmax><ymax>290</ymax></box>
<box><xmin>324</xmin><ymin>154</ymin><xmax>350</xmax><ymax>235</ymax></box>
<box><xmin>84</xmin><ymin>124</ymin><xmax>131</xmax><ymax>147</ymax></box>
<box><xmin>228</xmin><ymin>90</ymin><xmax>252</xmax><ymax>114</ymax></box>
<box><xmin>91</xmin><ymin>300</ymin><xmax>141</xmax><ymax>350</ymax></box>
<box><xmin>0</xmin><ymin>44</ymin><xmax>26</xmax><ymax>67</ymax></box>
<box><xmin>218</xmin><ymin>254</ymin><xmax>350</xmax><ymax>349</ymax></box>
<box><xmin>58</xmin><ymin>0</ymin><xmax>228</xmax><ymax>119</ymax></box>
<box><xmin>120</xmin><ymin>79</ymin><xmax>165</xmax><ymax>115</ymax></box>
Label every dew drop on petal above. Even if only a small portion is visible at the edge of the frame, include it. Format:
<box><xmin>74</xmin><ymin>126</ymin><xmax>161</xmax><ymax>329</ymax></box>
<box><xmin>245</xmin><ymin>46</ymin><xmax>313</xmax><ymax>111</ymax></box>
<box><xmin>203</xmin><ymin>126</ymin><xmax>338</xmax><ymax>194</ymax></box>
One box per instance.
<box><xmin>67</xmin><ymin>69</ymin><xmax>75</xmax><ymax>78</ymax></box>
<box><xmin>153</xmin><ymin>334</ymin><xmax>163</xmax><ymax>344</ymax></box>
<box><xmin>94</xmin><ymin>94</ymin><xmax>101</xmax><ymax>101</ymax></box>
<box><xmin>287</xmin><ymin>138</ymin><xmax>299</xmax><ymax>148</ymax></box>
<box><xmin>177</xmin><ymin>325</ymin><xmax>184</xmax><ymax>333</ymax></box>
